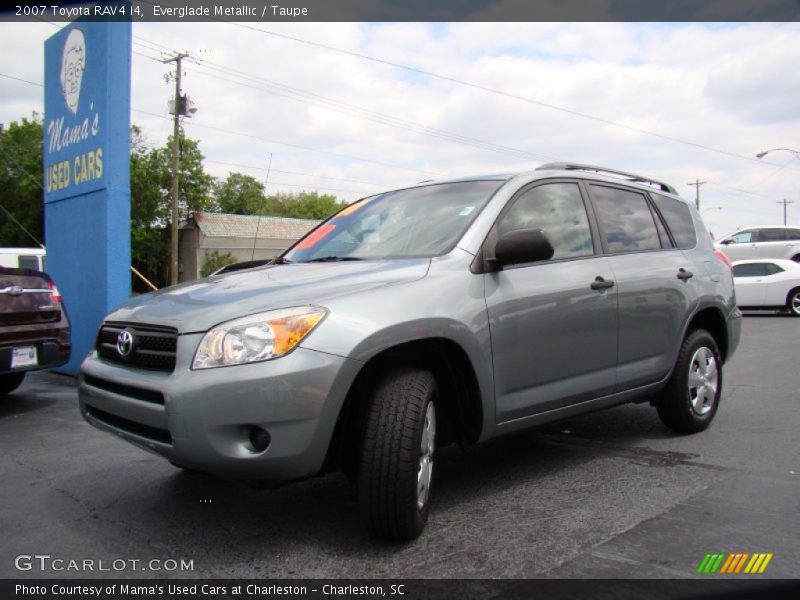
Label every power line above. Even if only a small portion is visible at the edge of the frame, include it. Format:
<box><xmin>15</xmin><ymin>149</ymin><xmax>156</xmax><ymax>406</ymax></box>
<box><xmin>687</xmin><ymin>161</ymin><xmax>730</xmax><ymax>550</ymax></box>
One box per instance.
<box><xmin>132</xmin><ymin>108</ymin><xmax>443</xmax><ymax>177</ymax></box>
<box><xmin>0</xmin><ymin>202</ymin><xmax>44</xmax><ymax>248</ymax></box>
<box><xmin>186</xmin><ymin>57</ymin><xmax>556</xmax><ymax>162</ymax></box>
<box><xmin>130</xmin><ymin>32</ymin><xmax>555</xmax><ymax>162</ymax></box>
<box><xmin>0</xmin><ymin>73</ymin><xmax>43</xmax><ymax>87</ymax></box>
<box><xmin>228</xmin><ymin>22</ymin><xmax>800</xmax><ymax>171</ymax></box>
<box><xmin>204</xmin><ymin>159</ymin><xmax>387</xmax><ymax>188</ymax></box>
<box><xmin>0</xmin><ymin>146</ymin><xmax>45</xmax><ymax>247</ymax></box>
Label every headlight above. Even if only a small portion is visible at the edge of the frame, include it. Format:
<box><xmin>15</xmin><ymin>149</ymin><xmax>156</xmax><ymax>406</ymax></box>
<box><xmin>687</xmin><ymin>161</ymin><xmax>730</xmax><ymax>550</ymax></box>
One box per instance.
<box><xmin>192</xmin><ymin>306</ymin><xmax>327</xmax><ymax>370</ymax></box>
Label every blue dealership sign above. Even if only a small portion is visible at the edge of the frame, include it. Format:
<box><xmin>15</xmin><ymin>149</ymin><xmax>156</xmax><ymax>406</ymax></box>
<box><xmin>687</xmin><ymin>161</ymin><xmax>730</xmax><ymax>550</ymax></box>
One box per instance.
<box><xmin>45</xmin><ymin>25</ymin><xmax>112</xmax><ymax>201</ymax></box>
<box><xmin>44</xmin><ymin>22</ymin><xmax>131</xmax><ymax>374</ymax></box>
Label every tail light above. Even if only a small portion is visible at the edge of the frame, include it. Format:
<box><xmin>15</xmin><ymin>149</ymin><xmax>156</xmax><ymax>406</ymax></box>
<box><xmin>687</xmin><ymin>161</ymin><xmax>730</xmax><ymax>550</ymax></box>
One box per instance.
<box><xmin>49</xmin><ymin>280</ymin><xmax>62</xmax><ymax>303</ymax></box>
<box><xmin>714</xmin><ymin>249</ymin><xmax>733</xmax><ymax>270</ymax></box>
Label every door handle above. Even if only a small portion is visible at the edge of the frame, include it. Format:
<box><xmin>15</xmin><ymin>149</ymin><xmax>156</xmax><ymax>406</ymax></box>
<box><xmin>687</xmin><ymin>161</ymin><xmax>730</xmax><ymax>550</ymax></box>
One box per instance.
<box><xmin>677</xmin><ymin>268</ymin><xmax>694</xmax><ymax>281</ymax></box>
<box><xmin>590</xmin><ymin>276</ymin><xmax>615</xmax><ymax>291</ymax></box>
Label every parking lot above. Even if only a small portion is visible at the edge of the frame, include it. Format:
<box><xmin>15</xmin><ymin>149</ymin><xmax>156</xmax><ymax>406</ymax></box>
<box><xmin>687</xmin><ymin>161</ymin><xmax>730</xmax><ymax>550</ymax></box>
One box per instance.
<box><xmin>1</xmin><ymin>315</ymin><xmax>798</xmax><ymax>580</ymax></box>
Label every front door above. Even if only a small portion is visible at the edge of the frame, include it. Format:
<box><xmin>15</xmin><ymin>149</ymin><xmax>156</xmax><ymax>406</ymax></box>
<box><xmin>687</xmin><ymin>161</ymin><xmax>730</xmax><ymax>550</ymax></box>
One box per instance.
<box><xmin>484</xmin><ymin>181</ymin><xmax>618</xmax><ymax>423</ymax></box>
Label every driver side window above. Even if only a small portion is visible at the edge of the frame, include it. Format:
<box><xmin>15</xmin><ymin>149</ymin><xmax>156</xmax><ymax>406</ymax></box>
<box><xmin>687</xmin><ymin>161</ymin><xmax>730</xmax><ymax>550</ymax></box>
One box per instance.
<box><xmin>729</xmin><ymin>231</ymin><xmax>755</xmax><ymax>244</ymax></box>
<box><xmin>497</xmin><ymin>182</ymin><xmax>594</xmax><ymax>261</ymax></box>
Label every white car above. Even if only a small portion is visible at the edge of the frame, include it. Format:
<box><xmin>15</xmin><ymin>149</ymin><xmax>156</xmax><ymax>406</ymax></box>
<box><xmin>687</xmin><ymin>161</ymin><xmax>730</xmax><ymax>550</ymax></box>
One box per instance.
<box><xmin>733</xmin><ymin>259</ymin><xmax>800</xmax><ymax>316</ymax></box>
<box><xmin>716</xmin><ymin>226</ymin><xmax>800</xmax><ymax>262</ymax></box>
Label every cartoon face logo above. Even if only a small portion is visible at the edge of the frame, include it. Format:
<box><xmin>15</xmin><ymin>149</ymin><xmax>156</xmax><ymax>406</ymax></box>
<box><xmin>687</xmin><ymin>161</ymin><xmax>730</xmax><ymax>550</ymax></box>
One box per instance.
<box><xmin>60</xmin><ymin>28</ymin><xmax>86</xmax><ymax>115</ymax></box>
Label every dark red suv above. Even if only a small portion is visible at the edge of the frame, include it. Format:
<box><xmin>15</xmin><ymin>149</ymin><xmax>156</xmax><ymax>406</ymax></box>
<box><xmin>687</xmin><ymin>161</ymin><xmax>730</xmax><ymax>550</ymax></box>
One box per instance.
<box><xmin>0</xmin><ymin>267</ymin><xmax>70</xmax><ymax>395</ymax></box>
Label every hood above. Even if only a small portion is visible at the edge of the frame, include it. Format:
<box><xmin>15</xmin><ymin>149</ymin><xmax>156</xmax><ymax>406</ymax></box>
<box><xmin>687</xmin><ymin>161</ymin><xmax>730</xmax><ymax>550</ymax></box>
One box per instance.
<box><xmin>107</xmin><ymin>259</ymin><xmax>430</xmax><ymax>332</ymax></box>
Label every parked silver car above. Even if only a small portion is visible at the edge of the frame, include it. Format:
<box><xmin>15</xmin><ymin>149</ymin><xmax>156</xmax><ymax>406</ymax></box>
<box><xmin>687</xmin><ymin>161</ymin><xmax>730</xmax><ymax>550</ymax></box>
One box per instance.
<box><xmin>79</xmin><ymin>163</ymin><xmax>740</xmax><ymax>539</ymax></box>
<box><xmin>715</xmin><ymin>226</ymin><xmax>800</xmax><ymax>263</ymax></box>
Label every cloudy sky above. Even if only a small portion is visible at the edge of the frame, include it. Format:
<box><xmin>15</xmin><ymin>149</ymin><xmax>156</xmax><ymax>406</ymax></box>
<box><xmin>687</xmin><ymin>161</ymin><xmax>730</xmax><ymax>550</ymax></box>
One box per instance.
<box><xmin>1</xmin><ymin>20</ymin><xmax>799</xmax><ymax>238</ymax></box>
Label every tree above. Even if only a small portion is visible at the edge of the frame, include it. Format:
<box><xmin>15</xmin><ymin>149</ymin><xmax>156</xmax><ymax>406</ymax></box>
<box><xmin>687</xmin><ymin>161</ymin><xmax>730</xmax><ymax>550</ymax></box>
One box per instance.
<box><xmin>267</xmin><ymin>191</ymin><xmax>345</xmax><ymax>220</ymax></box>
<box><xmin>129</xmin><ymin>127</ymin><xmax>213</xmax><ymax>288</ymax></box>
<box><xmin>213</xmin><ymin>172</ymin><xmax>266</xmax><ymax>215</ymax></box>
<box><xmin>0</xmin><ymin>116</ymin><xmax>45</xmax><ymax>248</ymax></box>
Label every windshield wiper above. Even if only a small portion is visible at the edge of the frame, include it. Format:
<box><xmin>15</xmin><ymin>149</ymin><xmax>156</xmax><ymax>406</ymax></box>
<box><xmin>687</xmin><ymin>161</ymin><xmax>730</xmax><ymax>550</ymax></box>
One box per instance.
<box><xmin>304</xmin><ymin>256</ymin><xmax>365</xmax><ymax>262</ymax></box>
<box><xmin>271</xmin><ymin>256</ymin><xmax>292</xmax><ymax>265</ymax></box>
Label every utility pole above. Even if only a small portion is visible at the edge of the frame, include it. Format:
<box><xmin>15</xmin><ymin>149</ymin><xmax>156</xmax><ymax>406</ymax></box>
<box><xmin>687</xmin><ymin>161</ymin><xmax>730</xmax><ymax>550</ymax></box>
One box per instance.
<box><xmin>687</xmin><ymin>179</ymin><xmax>707</xmax><ymax>211</ymax></box>
<box><xmin>163</xmin><ymin>52</ymin><xmax>189</xmax><ymax>286</ymax></box>
<box><xmin>777</xmin><ymin>199</ymin><xmax>794</xmax><ymax>225</ymax></box>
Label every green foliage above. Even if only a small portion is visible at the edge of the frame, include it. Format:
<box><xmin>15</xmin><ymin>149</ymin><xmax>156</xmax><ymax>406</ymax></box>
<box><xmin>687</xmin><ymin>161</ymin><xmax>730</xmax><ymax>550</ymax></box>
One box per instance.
<box><xmin>0</xmin><ymin>115</ymin><xmax>45</xmax><ymax>248</ymax></box>
<box><xmin>266</xmin><ymin>191</ymin><xmax>346</xmax><ymax>220</ymax></box>
<box><xmin>211</xmin><ymin>178</ymin><xmax>345</xmax><ymax>221</ymax></box>
<box><xmin>213</xmin><ymin>172</ymin><xmax>266</xmax><ymax>215</ymax></box>
<box><xmin>200</xmin><ymin>249</ymin><xmax>236</xmax><ymax>278</ymax></box>
<box><xmin>130</xmin><ymin>127</ymin><xmax>214</xmax><ymax>287</ymax></box>
<box><xmin>0</xmin><ymin>114</ymin><xmax>343</xmax><ymax>288</ymax></box>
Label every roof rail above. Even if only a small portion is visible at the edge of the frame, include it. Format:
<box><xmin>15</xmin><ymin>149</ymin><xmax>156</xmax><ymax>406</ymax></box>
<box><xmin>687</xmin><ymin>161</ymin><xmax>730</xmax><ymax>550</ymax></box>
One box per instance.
<box><xmin>535</xmin><ymin>162</ymin><xmax>677</xmax><ymax>195</ymax></box>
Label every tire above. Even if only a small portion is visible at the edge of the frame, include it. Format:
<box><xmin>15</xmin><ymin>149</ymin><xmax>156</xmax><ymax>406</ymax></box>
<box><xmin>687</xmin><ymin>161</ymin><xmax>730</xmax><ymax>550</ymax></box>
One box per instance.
<box><xmin>358</xmin><ymin>368</ymin><xmax>438</xmax><ymax>540</ymax></box>
<box><xmin>0</xmin><ymin>372</ymin><xmax>25</xmax><ymax>396</ymax></box>
<box><xmin>657</xmin><ymin>329</ymin><xmax>722</xmax><ymax>433</ymax></box>
<box><xmin>787</xmin><ymin>289</ymin><xmax>800</xmax><ymax>317</ymax></box>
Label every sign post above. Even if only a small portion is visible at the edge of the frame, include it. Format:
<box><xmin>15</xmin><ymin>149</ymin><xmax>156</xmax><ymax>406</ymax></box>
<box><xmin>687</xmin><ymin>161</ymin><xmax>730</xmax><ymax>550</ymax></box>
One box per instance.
<box><xmin>44</xmin><ymin>22</ymin><xmax>131</xmax><ymax>374</ymax></box>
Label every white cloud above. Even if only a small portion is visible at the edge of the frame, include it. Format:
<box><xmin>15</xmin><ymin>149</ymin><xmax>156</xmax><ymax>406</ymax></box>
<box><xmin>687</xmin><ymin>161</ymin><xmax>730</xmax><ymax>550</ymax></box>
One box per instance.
<box><xmin>1</xmin><ymin>20</ymin><xmax>799</xmax><ymax>235</ymax></box>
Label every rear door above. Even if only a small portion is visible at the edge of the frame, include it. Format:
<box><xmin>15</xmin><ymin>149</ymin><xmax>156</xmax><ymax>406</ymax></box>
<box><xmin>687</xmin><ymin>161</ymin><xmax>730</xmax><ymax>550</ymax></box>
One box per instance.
<box><xmin>484</xmin><ymin>180</ymin><xmax>618</xmax><ymax>422</ymax></box>
<box><xmin>587</xmin><ymin>184</ymin><xmax>695</xmax><ymax>388</ymax></box>
<box><xmin>755</xmin><ymin>228</ymin><xmax>788</xmax><ymax>259</ymax></box>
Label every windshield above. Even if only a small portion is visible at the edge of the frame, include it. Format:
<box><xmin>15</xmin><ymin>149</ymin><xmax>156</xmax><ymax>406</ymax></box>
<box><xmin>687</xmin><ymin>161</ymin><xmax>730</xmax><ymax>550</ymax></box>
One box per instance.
<box><xmin>284</xmin><ymin>180</ymin><xmax>503</xmax><ymax>262</ymax></box>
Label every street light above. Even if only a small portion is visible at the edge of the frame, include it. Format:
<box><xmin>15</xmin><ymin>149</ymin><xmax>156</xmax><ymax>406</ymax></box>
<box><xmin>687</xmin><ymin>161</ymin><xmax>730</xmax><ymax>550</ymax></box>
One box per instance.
<box><xmin>756</xmin><ymin>148</ymin><xmax>800</xmax><ymax>159</ymax></box>
<box><xmin>755</xmin><ymin>148</ymin><xmax>798</xmax><ymax>225</ymax></box>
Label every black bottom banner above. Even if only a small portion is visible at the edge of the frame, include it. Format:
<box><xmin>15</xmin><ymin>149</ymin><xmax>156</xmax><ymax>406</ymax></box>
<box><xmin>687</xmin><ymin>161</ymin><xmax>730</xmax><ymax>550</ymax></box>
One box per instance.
<box><xmin>4</xmin><ymin>579</ymin><xmax>800</xmax><ymax>600</ymax></box>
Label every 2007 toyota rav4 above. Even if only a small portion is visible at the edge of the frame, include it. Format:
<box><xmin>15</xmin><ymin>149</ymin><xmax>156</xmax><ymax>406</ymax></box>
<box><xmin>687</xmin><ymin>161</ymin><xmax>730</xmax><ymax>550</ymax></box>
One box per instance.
<box><xmin>79</xmin><ymin>163</ymin><xmax>740</xmax><ymax>539</ymax></box>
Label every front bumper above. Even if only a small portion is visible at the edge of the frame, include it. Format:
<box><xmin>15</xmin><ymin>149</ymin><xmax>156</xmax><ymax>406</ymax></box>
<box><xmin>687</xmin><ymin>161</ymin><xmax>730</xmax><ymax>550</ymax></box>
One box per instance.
<box><xmin>78</xmin><ymin>335</ymin><xmax>361</xmax><ymax>480</ymax></box>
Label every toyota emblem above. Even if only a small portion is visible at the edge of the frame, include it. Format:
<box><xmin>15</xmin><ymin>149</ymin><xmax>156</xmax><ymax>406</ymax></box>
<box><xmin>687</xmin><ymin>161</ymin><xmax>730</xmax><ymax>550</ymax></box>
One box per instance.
<box><xmin>116</xmin><ymin>329</ymin><xmax>135</xmax><ymax>357</ymax></box>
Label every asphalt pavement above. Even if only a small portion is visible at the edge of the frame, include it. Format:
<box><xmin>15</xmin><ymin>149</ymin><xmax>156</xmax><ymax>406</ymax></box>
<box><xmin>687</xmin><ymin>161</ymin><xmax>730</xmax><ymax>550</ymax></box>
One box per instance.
<box><xmin>1</xmin><ymin>314</ymin><xmax>798</xmax><ymax>580</ymax></box>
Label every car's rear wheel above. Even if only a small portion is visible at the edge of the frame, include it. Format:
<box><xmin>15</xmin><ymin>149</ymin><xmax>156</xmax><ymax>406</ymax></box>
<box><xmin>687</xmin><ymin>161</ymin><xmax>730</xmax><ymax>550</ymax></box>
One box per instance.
<box><xmin>787</xmin><ymin>288</ymin><xmax>800</xmax><ymax>317</ymax></box>
<box><xmin>0</xmin><ymin>372</ymin><xmax>26</xmax><ymax>396</ymax></box>
<box><xmin>358</xmin><ymin>367</ymin><xmax>437</xmax><ymax>540</ymax></box>
<box><xmin>657</xmin><ymin>329</ymin><xmax>721</xmax><ymax>433</ymax></box>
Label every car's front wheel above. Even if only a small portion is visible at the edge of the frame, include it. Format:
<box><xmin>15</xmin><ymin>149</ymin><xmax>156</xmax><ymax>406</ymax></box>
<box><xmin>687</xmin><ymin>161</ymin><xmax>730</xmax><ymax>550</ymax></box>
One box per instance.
<box><xmin>0</xmin><ymin>372</ymin><xmax>26</xmax><ymax>396</ymax></box>
<box><xmin>358</xmin><ymin>367</ymin><xmax>438</xmax><ymax>540</ymax></box>
<box><xmin>657</xmin><ymin>329</ymin><xmax>722</xmax><ymax>433</ymax></box>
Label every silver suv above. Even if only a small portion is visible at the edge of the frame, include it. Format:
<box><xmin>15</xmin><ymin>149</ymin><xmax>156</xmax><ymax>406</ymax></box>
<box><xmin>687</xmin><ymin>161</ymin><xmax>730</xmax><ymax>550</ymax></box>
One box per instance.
<box><xmin>79</xmin><ymin>163</ymin><xmax>741</xmax><ymax>539</ymax></box>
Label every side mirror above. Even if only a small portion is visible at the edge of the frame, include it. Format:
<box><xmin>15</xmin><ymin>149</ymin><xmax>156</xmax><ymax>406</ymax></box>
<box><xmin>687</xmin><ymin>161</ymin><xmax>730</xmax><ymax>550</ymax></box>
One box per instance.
<box><xmin>719</xmin><ymin>239</ymin><xmax>731</xmax><ymax>245</ymax></box>
<box><xmin>494</xmin><ymin>228</ymin><xmax>554</xmax><ymax>266</ymax></box>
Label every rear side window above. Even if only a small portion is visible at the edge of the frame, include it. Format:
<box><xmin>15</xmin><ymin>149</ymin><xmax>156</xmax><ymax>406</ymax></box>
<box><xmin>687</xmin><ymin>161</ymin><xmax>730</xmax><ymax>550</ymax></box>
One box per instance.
<box><xmin>757</xmin><ymin>229</ymin><xmax>785</xmax><ymax>242</ymax></box>
<box><xmin>18</xmin><ymin>255</ymin><xmax>40</xmax><ymax>270</ymax></box>
<box><xmin>786</xmin><ymin>228</ymin><xmax>800</xmax><ymax>241</ymax></box>
<box><xmin>590</xmin><ymin>185</ymin><xmax>661</xmax><ymax>253</ymax></box>
<box><xmin>765</xmin><ymin>263</ymin><xmax>785</xmax><ymax>275</ymax></box>
<box><xmin>651</xmin><ymin>193</ymin><xmax>697</xmax><ymax>249</ymax></box>
<box><xmin>497</xmin><ymin>182</ymin><xmax>594</xmax><ymax>260</ymax></box>
<box><xmin>733</xmin><ymin>263</ymin><xmax>768</xmax><ymax>277</ymax></box>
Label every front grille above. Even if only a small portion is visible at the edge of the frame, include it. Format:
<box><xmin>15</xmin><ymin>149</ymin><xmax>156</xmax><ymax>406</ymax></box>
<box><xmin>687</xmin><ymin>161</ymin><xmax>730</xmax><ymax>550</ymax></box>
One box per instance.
<box><xmin>86</xmin><ymin>405</ymin><xmax>172</xmax><ymax>445</ymax></box>
<box><xmin>83</xmin><ymin>374</ymin><xmax>165</xmax><ymax>405</ymax></box>
<box><xmin>96</xmin><ymin>322</ymin><xmax>178</xmax><ymax>372</ymax></box>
